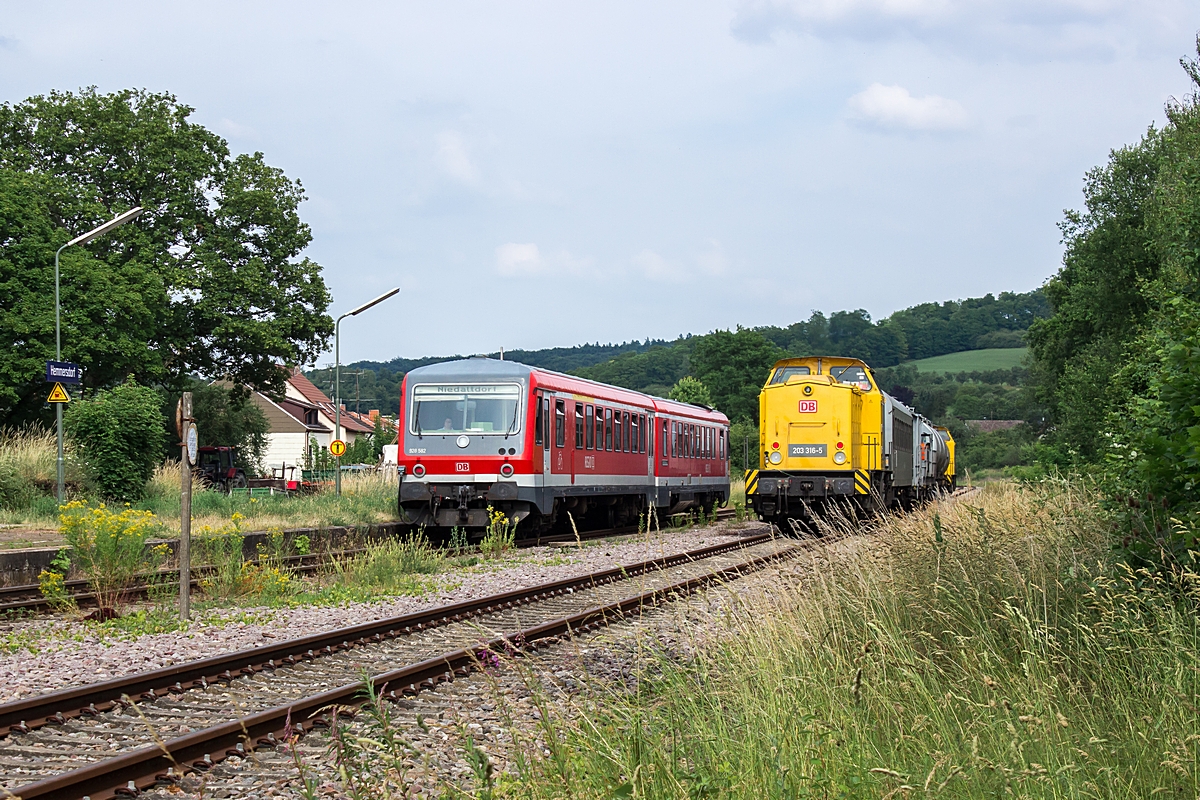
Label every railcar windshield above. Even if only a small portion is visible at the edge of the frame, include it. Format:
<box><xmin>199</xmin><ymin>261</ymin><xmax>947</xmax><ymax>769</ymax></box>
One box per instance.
<box><xmin>770</xmin><ymin>366</ymin><xmax>811</xmax><ymax>384</ymax></box>
<box><xmin>830</xmin><ymin>366</ymin><xmax>873</xmax><ymax>391</ymax></box>
<box><xmin>410</xmin><ymin>384</ymin><xmax>522</xmax><ymax>436</ymax></box>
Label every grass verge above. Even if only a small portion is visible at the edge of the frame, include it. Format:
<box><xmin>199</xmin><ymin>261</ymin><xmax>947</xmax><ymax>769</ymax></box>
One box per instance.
<box><xmin>486</xmin><ymin>479</ymin><xmax>1199</xmax><ymax>798</ymax></box>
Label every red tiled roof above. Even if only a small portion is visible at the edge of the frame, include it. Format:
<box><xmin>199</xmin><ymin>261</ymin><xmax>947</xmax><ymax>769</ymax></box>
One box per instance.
<box><xmin>289</xmin><ymin>368</ymin><xmax>332</xmax><ymax>406</ymax></box>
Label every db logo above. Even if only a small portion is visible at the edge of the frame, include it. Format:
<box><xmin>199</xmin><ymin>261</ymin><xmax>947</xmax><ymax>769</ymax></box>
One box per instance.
<box><xmin>455</xmin><ymin>462</ymin><xmax>470</xmax><ymax>472</ymax></box>
<box><xmin>798</xmin><ymin>400</ymin><xmax>818</xmax><ymax>413</ymax></box>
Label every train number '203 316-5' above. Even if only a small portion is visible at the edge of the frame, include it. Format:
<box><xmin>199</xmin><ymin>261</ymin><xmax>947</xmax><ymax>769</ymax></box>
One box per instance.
<box><xmin>798</xmin><ymin>400</ymin><xmax>818</xmax><ymax>413</ymax></box>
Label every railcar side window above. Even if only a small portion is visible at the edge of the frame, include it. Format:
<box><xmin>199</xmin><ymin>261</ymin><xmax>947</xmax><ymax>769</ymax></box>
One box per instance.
<box><xmin>623</xmin><ymin>412</ymin><xmax>631</xmax><ymax>452</ymax></box>
<box><xmin>534</xmin><ymin>394</ymin><xmax>543</xmax><ymax>446</ymax></box>
<box><xmin>575</xmin><ymin>403</ymin><xmax>584</xmax><ymax>449</ymax></box>
<box><xmin>671</xmin><ymin>422</ymin><xmax>677</xmax><ymax>458</ymax></box>
<box><xmin>639</xmin><ymin>414</ymin><xmax>646</xmax><ymax>453</ymax></box>
<box><xmin>585</xmin><ymin>405</ymin><xmax>595</xmax><ymax>449</ymax></box>
<box><xmin>614</xmin><ymin>412</ymin><xmax>622</xmax><ymax>453</ymax></box>
<box><xmin>647</xmin><ymin>416</ymin><xmax>653</xmax><ymax>456</ymax></box>
<box><xmin>662</xmin><ymin>420</ymin><xmax>669</xmax><ymax>458</ymax></box>
<box><xmin>605</xmin><ymin>408</ymin><xmax>613</xmax><ymax>451</ymax></box>
<box><xmin>542</xmin><ymin>397</ymin><xmax>550</xmax><ymax>450</ymax></box>
<box><xmin>555</xmin><ymin>400</ymin><xmax>565</xmax><ymax>447</ymax></box>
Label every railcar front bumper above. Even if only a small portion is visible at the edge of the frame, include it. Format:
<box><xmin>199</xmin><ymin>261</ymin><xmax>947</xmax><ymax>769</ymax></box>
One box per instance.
<box><xmin>398</xmin><ymin>478</ymin><xmax>529</xmax><ymax>527</ymax></box>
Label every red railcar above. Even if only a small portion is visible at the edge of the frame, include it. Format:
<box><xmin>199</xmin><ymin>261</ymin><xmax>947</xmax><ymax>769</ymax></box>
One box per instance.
<box><xmin>396</xmin><ymin>358</ymin><xmax>730</xmax><ymax>530</ymax></box>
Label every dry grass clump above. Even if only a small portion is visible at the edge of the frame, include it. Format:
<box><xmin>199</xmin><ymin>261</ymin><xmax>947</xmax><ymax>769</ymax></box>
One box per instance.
<box><xmin>497</xmin><ymin>479</ymin><xmax>1199</xmax><ymax>798</ymax></box>
<box><xmin>0</xmin><ymin>426</ymin><xmax>86</xmax><ymax>512</ymax></box>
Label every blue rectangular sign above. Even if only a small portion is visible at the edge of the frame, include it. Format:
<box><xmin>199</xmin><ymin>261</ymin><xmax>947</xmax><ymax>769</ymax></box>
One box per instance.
<box><xmin>45</xmin><ymin>361</ymin><xmax>81</xmax><ymax>384</ymax></box>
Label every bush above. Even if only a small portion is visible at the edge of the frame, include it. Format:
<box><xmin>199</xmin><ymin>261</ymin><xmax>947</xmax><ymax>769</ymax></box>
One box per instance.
<box><xmin>65</xmin><ymin>379</ymin><xmax>166</xmax><ymax>501</ymax></box>
<box><xmin>59</xmin><ymin>500</ymin><xmax>164</xmax><ymax>616</ymax></box>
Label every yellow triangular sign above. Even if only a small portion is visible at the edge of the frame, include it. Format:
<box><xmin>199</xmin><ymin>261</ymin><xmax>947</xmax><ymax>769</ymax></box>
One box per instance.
<box><xmin>47</xmin><ymin>383</ymin><xmax>70</xmax><ymax>403</ymax></box>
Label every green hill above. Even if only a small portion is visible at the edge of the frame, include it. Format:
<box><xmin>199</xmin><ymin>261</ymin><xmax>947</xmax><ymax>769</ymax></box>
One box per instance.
<box><xmin>906</xmin><ymin>348</ymin><xmax>1028</xmax><ymax>374</ymax></box>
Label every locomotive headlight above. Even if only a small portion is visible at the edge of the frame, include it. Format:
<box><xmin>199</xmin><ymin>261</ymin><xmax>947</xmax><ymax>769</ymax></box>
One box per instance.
<box><xmin>833</xmin><ymin>451</ymin><xmax>847</xmax><ymax>465</ymax></box>
<box><xmin>803</xmin><ymin>385</ymin><xmax>813</xmax><ymax>396</ymax></box>
<box><xmin>412</xmin><ymin>463</ymin><xmax>426</xmax><ymax>478</ymax></box>
<box><xmin>500</xmin><ymin>463</ymin><xmax>514</xmax><ymax>478</ymax></box>
<box><xmin>769</xmin><ymin>451</ymin><xmax>783</xmax><ymax>465</ymax></box>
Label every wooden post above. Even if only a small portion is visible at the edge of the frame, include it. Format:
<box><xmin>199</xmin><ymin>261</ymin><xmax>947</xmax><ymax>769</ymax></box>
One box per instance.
<box><xmin>180</xmin><ymin>391</ymin><xmax>193</xmax><ymax>622</ymax></box>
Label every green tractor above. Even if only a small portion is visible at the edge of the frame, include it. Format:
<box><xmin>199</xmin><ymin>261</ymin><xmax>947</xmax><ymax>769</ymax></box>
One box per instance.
<box><xmin>196</xmin><ymin>446</ymin><xmax>249</xmax><ymax>493</ymax></box>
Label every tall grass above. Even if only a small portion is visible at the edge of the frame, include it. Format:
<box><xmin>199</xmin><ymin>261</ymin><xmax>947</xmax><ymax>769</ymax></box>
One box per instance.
<box><xmin>498</xmin><ymin>480</ymin><xmax>1200</xmax><ymax>798</ymax></box>
<box><xmin>0</xmin><ymin>426</ymin><xmax>85</xmax><ymax>512</ymax></box>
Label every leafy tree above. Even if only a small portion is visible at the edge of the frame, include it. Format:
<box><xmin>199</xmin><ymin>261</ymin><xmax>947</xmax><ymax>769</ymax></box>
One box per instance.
<box><xmin>65</xmin><ymin>379</ymin><xmax>166</xmax><ymax>501</ymax></box>
<box><xmin>1027</xmin><ymin>130</ymin><xmax>1163</xmax><ymax>459</ymax></box>
<box><xmin>668</xmin><ymin>376</ymin><xmax>714</xmax><ymax>407</ymax></box>
<box><xmin>689</xmin><ymin>328</ymin><xmax>784</xmax><ymax>424</ymax></box>
<box><xmin>180</xmin><ymin>382</ymin><xmax>270</xmax><ymax>474</ymax></box>
<box><xmin>0</xmin><ymin>88</ymin><xmax>333</xmax><ymax>424</ymax></box>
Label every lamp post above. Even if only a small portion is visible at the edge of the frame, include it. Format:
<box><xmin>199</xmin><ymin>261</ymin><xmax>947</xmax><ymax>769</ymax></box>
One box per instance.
<box><xmin>334</xmin><ymin>287</ymin><xmax>400</xmax><ymax>496</ymax></box>
<box><xmin>54</xmin><ymin>207</ymin><xmax>144</xmax><ymax>504</ymax></box>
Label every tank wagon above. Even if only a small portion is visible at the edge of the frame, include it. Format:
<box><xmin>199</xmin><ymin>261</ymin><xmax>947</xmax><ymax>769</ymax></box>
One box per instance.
<box><xmin>745</xmin><ymin>356</ymin><xmax>954</xmax><ymax>524</ymax></box>
<box><xmin>397</xmin><ymin>358</ymin><xmax>730</xmax><ymax>532</ymax></box>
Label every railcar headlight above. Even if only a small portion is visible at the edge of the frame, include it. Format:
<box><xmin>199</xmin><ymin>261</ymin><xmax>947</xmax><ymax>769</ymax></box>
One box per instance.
<box><xmin>833</xmin><ymin>451</ymin><xmax>847</xmax><ymax>465</ymax></box>
<box><xmin>500</xmin><ymin>463</ymin><xmax>514</xmax><ymax>478</ymax></box>
<box><xmin>412</xmin><ymin>463</ymin><xmax>426</xmax><ymax>478</ymax></box>
<box><xmin>769</xmin><ymin>451</ymin><xmax>783</xmax><ymax>465</ymax></box>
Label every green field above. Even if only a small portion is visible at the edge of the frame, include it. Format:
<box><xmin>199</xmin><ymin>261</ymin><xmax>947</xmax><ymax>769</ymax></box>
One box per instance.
<box><xmin>906</xmin><ymin>347</ymin><xmax>1028</xmax><ymax>373</ymax></box>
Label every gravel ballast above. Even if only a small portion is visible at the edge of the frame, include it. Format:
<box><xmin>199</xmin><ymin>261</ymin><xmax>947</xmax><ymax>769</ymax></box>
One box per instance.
<box><xmin>0</xmin><ymin>524</ymin><xmax>762</xmax><ymax>704</ymax></box>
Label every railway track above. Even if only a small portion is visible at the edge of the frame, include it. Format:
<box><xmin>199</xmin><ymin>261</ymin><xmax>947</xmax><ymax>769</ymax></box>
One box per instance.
<box><xmin>0</xmin><ymin>528</ymin><xmax>783</xmax><ymax>800</ymax></box>
<box><xmin>0</xmin><ymin>507</ymin><xmax>735</xmax><ymax>614</ymax></box>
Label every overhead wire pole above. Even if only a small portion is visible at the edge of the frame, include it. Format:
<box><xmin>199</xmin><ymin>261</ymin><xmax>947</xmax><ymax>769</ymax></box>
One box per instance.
<box><xmin>334</xmin><ymin>287</ymin><xmax>400</xmax><ymax>496</ymax></box>
<box><xmin>53</xmin><ymin>207</ymin><xmax>144</xmax><ymax>504</ymax></box>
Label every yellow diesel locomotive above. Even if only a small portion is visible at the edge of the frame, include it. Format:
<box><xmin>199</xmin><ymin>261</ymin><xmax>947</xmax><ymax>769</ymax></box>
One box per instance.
<box><xmin>745</xmin><ymin>356</ymin><xmax>955</xmax><ymax>524</ymax></box>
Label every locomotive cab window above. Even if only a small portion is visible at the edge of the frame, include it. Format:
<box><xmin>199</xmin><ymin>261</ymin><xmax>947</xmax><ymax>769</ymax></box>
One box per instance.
<box><xmin>554</xmin><ymin>399</ymin><xmax>565</xmax><ymax>447</ymax></box>
<box><xmin>585</xmin><ymin>405</ymin><xmax>595</xmax><ymax>449</ymax></box>
<box><xmin>770</xmin><ymin>366</ymin><xmax>811</xmax><ymax>384</ymax></box>
<box><xmin>575</xmin><ymin>403</ymin><xmax>585</xmax><ymax>449</ymax></box>
<box><xmin>830</xmin><ymin>365</ymin><xmax>873</xmax><ymax>392</ymax></box>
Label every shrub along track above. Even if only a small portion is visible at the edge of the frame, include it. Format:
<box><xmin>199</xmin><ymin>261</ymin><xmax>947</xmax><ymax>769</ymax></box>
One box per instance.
<box><xmin>0</xmin><ymin>526</ymin><xmax>780</xmax><ymax>800</ymax></box>
<box><xmin>0</xmin><ymin>508</ymin><xmax>734</xmax><ymax>614</ymax></box>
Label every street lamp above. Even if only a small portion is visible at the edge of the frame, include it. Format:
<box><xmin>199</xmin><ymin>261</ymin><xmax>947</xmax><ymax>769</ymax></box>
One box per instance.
<box><xmin>54</xmin><ymin>207</ymin><xmax>144</xmax><ymax>504</ymax></box>
<box><xmin>334</xmin><ymin>287</ymin><xmax>400</xmax><ymax>496</ymax></box>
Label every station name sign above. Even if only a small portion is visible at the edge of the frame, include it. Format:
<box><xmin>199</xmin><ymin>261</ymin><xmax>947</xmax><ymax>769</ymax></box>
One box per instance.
<box><xmin>45</xmin><ymin>361</ymin><xmax>81</xmax><ymax>384</ymax></box>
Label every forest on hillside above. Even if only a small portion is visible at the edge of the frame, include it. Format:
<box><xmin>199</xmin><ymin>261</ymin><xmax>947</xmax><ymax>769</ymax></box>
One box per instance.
<box><xmin>309</xmin><ymin>289</ymin><xmax>1047</xmax><ymax>429</ymax></box>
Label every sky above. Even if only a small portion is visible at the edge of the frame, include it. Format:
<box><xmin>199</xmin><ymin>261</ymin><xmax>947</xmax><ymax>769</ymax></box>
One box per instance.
<box><xmin>1</xmin><ymin>1</ymin><xmax>1198</xmax><ymax>364</ymax></box>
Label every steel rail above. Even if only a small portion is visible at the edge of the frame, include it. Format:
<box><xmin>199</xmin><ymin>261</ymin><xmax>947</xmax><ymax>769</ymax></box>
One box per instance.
<box><xmin>0</xmin><ymin>530</ymin><xmax>771</xmax><ymax>739</ymax></box>
<box><xmin>10</xmin><ymin>538</ymin><xmax>793</xmax><ymax>800</ymax></box>
<box><xmin>0</xmin><ymin>508</ymin><xmax>736</xmax><ymax>613</ymax></box>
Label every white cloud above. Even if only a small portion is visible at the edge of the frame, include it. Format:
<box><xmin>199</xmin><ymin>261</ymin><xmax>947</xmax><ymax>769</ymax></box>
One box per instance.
<box><xmin>696</xmin><ymin>239</ymin><xmax>730</xmax><ymax>276</ymax></box>
<box><xmin>215</xmin><ymin>118</ymin><xmax>257</xmax><ymax>140</ymax></box>
<box><xmin>495</xmin><ymin>243</ymin><xmax>591</xmax><ymax>277</ymax></box>
<box><xmin>436</xmin><ymin>130</ymin><xmax>478</xmax><ymax>184</ymax></box>
<box><xmin>847</xmin><ymin>83</ymin><xmax>968</xmax><ymax>131</ymax></box>
<box><xmin>630</xmin><ymin>249</ymin><xmax>682</xmax><ymax>281</ymax></box>
<box><xmin>730</xmin><ymin>0</ymin><xmax>1141</xmax><ymax>60</ymax></box>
